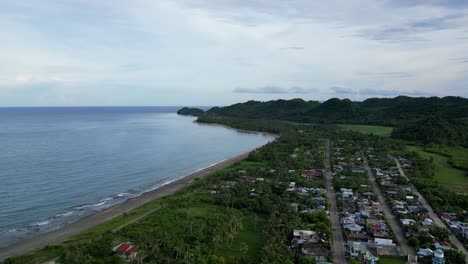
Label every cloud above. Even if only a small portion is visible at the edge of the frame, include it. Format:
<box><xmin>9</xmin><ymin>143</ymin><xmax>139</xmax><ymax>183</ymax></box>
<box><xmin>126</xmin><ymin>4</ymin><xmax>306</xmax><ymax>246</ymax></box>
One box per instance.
<box><xmin>280</xmin><ymin>46</ymin><xmax>305</xmax><ymax>50</ymax></box>
<box><xmin>355</xmin><ymin>71</ymin><xmax>414</xmax><ymax>78</ymax></box>
<box><xmin>386</xmin><ymin>0</ymin><xmax>468</xmax><ymax>8</ymax></box>
<box><xmin>330</xmin><ymin>86</ymin><xmax>431</xmax><ymax>97</ymax></box>
<box><xmin>449</xmin><ymin>57</ymin><xmax>468</xmax><ymax>63</ymax></box>
<box><xmin>233</xmin><ymin>86</ymin><xmax>317</xmax><ymax>94</ymax></box>
<box><xmin>356</xmin><ymin>14</ymin><xmax>465</xmax><ymax>42</ymax></box>
<box><xmin>331</xmin><ymin>86</ymin><xmax>354</xmax><ymax>94</ymax></box>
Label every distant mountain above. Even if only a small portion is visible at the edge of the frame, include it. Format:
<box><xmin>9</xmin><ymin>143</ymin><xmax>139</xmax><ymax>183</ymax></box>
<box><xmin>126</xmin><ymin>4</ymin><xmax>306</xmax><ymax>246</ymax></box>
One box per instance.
<box><xmin>177</xmin><ymin>96</ymin><xmax>468</xmax><ymax>146</ymax></box>
<box><xmin>204</xmin><ymin>96</ymin><xmax>468</xmax><ymax>126</ymax></box>
<box><xmin>177</xmin><ymin>107</ymin><xmax>205</xmax><ymax>117</ymax></box>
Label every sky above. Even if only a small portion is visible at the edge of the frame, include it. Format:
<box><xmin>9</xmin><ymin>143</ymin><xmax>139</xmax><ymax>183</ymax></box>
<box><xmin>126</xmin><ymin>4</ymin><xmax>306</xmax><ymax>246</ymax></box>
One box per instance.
<box><xmin>0</xmin><ymin>0</ymin><xmax>467</xmax><ymax>106</ymax></box>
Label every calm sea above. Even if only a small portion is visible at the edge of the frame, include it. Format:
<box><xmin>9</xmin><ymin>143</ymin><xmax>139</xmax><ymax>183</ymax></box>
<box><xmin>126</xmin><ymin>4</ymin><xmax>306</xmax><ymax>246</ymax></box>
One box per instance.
<box><xmin>0</xmin><ymin>107</ymin><xmax>274</xmax><ymax>247</ymax></box>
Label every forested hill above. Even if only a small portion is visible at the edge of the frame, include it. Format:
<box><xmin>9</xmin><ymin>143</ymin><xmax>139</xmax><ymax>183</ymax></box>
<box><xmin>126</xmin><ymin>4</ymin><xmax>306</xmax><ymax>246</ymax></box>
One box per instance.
<box><xmin>177</xmin><ymin>107</ymin><xmax>205</xmax><ymax>116</ymax></box>
<box><xmin>204</xmin><ymin>96</ymin><xmax>468</xmax><ymax>126</ymax></box>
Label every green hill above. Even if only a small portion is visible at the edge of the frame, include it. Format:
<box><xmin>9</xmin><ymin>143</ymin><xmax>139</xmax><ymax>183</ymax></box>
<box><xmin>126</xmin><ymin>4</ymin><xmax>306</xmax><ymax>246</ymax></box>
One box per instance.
<box><xmin>204</xmin><ymin>96</ymin><xmax>468</xmax><ymax>126</ymax></box>
<box><xmin>177</xmin><ymin>107</ymin><xmax>205</xmax><ymax>117</ymax></box>
<box><xmin>392</xmin><ymin>117</ymin><xmax>468</xmax><ymax>147</ymax></box>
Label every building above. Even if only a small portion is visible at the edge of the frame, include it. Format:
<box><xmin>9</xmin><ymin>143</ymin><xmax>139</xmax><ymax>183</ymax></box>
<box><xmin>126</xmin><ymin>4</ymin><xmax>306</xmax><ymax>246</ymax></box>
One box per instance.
<box><xmin>113</xmin><ymin>242</ymin><xmax>138</xmax><ymax>261</ymax></box>
<box><xmin>432</xmin><ymin>249</ymin><xmax>445</xmax><ymax>264</ymax></box>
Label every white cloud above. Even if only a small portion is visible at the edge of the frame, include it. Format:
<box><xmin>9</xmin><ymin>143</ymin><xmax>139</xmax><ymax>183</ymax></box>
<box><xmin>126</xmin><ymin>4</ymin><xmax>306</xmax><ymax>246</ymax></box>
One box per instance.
<box><xmin>0</xmin><ymin>0</ymin><xmax>466</xmax><ymax>106</ymax></box>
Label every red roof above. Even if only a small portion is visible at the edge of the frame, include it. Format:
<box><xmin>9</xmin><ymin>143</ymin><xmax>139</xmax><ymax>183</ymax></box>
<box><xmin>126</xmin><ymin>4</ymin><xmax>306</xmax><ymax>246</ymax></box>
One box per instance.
<box><xmin>442</xmin><ymin>214</ymin><xmax>455</xmax><ymax>220</ymax></box>
<box><xmin>372</xmin><ymin>225</ymin><xmax>382</xmax><ymax>231</ymax></box>
<box><xmin>116</xmin><ymin>243</ymin><xmax>131</xmax><ymax>253</ymax></box>
<box><xmin>439</xmin><ymin>241</ymin><xmax>451</xmax><ymax>246</ymax></box>
<box><xmin>126</xmin><ymin>246</ymin><xmax>137</xmax><ymax>254</ymax></box>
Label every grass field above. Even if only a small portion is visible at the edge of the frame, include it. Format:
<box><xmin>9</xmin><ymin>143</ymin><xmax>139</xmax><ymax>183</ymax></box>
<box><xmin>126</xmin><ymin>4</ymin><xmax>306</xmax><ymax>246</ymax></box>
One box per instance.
<box><xmin>379</xmin><ymin>256</ymin><xmax>407</xmax><ymax>264</ymax></box>
<box><xmin>216</xmin><ymin>213</ymin><xmax>265</xmax><ymax>262</ymax></box>
<box><xmin>339</xmin><ymin>124</ymin><xmax>393</xmax><ymax>137</ymax></box>
<box><xmin>407</xmin><ymin>146</ymin><xmax>468</xmax><ymax>193</ymax></box>
<box><xmin>425</xmin><ymin>145</ymin><xmax>468</xmax><ymax>171</ymax></box>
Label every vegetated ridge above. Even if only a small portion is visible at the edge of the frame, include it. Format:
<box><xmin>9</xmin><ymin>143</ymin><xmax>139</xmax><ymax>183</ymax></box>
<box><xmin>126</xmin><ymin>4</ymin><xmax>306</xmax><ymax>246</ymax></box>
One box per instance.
<box><xmin>179</xmin><ymin>96</ymin><xmax>468</xmax><ymax>147</ymax></box>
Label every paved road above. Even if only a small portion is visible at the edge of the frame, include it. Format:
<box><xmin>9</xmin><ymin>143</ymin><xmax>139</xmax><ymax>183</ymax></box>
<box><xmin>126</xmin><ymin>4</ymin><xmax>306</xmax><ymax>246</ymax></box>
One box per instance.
<box><xmin>364</xmin><ymin>157</ymin><xmax>416</xmax><ymax>263</ymax></box>
<box><xmin>325</xmin><ymin>140</ymin><xmax>347</xmax><ymax>264</ymax></box>
<box><xmin>395</xmin><ymin>158</ymin><xmax>468</xmax><ymax>263</ymax></box>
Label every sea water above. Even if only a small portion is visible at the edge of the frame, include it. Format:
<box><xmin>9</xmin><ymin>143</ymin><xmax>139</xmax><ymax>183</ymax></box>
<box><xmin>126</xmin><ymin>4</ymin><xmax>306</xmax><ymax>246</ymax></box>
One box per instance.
<box><xmin>0</xmin><ymin>107</ymin><xmax>274</xmax><ymax>247</ymax></box>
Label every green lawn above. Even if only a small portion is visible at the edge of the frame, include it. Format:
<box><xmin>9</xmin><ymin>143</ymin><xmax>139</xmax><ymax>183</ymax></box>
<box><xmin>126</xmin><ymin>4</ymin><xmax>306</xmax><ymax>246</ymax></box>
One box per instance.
<box><xmin>407</xmin><ymin>146</ymin><xmax>468</xmax><ymax>193</ymax></box>
<box><xmin>339</xmin><ymin>124</ymin><xmax>393</xmax><ymax>137</ymax></box>
<box><xmin>379</xmin><ymin>256</ymin><xmax>407</xmax><ymax>264</ymax></box>
<box><xmin>216</xmin><ymin>213</ymin><xmax>265</xmax><ymax>262</ymax></box>
<box><xmin>425</xmin><ymin>145</ymin><xmax>468</xmax><ymax>171</ymax></box>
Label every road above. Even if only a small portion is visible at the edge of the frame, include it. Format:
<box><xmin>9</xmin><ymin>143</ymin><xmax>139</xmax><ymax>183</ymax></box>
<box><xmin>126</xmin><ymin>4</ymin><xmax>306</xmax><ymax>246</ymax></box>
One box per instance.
<box><xmin>395</xmin><ymin>158</ymin><xmax>468</xmax><ymax>263</ymax></box>
<box><xmin>325</xmin><ymin>140</ymin><xmax>347</xmax><ymax>264</ymax></box>
<box><xmin>364</xmin><ymin>157</ymin><xmax>416</xmax><ymax>263</ymax></box>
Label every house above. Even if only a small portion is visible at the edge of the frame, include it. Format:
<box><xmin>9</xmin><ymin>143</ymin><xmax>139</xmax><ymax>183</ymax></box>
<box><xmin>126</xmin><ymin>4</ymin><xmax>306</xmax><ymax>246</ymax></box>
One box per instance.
<box><xmin>351</xmin><ymin>168</ymin><xmax>366</xmax><ymax>174</ymax></box>
<box><xmin>301</xmin><ymin>241</ymin><xmax>330</xmax><ymax>262</ymax></box>
<box><xmin>344</xmin><ymin>223</ymin><xmax>363</xmax><ymax>232</ymax></box>
<box><xmin>293</xmin><ymin>230</ymin><xmax>318</xmax><ymax>242</ymax></box>
<box><xmin>221</xmin><ymin>181</ymin><xmax>236</xmax><ymax>189</ymax></box>
<box><xmin>421</xmin><ymin>218</ymin><xmax>434</xmax><ymax>226</ymax></box>
<box><xmin>434</xmin><ymin>241</ymin><xmax>452</xmax><ymax>250</ymax></box>
<box><xmin>441</xmin><ymin>214</ymin><xmax>456</xmax><ymax>222</ymax></box>
<box><xmin>341</xmin><ymin>215</ymin><xmax>356</xmax><ymax>225</ymax></box>
<box><xmin>400</xmin><ymin>219</ymin><xmax>416</xmax><ymax>226</ymax></box>
<box><xmin>113</xmin><ymin>242</ymin><xmax>138</xmax><ymax>261</ymax></box>
<box><xmin>312</xmin><ymin>196</ymin><xmax>326</xmax><ymax>203</ymax></box>
<box><xmin>374</xmin><ymin>238</ymin><xmax>395</xmax><ymax>246</ymax></box>
<box><xmin>417</xmin><ymin>248</ymin><xmax>434</xmax><ymax>257</ymax></box>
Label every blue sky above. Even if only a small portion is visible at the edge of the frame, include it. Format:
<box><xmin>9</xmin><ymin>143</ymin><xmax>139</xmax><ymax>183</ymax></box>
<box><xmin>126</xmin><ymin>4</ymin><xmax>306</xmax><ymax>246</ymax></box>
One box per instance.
<box><xmin>0</xmin><ymin>0</ymin><xmax>467</xmax><ymax>106</ymax></box>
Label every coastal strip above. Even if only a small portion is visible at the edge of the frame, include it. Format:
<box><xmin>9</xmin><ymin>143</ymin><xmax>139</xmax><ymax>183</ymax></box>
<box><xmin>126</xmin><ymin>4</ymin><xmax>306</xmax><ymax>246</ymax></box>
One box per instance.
<box><xmin>0</xmin><ymin>151</ymin><xmax>253</xmax><ymax>261</ymax></box>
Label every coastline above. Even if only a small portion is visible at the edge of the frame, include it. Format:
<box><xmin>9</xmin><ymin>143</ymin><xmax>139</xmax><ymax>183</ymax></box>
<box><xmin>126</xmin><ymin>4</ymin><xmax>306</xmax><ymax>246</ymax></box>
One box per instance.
<box><xmin>0</xmin><ymin>150</ymin><xmax>253</xmax><ymax>261</ymax></box>
<box><xmin>193</xmin><ymin>119</ymin><xmax>279</xmax><ymax>138</ymax></box>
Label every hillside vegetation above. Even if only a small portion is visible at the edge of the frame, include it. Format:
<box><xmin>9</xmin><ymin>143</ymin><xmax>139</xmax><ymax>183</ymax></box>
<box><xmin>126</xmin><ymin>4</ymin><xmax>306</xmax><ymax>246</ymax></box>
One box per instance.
<box><xmin>180</xmin><ymin>96</ymin><xmax>468</xmax><ymax>147</ymax></box>
<box><xmin>206</xmin><ymin>96</ymin><xmax>467</xmax><ymax>126</ymax></box>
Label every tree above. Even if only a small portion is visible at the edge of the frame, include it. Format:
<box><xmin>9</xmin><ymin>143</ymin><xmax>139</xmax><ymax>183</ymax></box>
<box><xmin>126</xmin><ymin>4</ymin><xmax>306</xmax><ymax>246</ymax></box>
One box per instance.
<box><xmin>444</xmin><ymin>250</ymin><xmax>465</xmax><ymax>264</ymax></box>
<box><xmin>408</xmin><ymin>236</ymin><xmax>420</xmax><ymax>248</ymax></box>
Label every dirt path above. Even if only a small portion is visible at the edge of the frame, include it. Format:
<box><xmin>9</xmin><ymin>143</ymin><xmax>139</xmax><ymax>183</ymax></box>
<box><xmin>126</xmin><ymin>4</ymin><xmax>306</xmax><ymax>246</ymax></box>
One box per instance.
<box><xmin>0</xmin><ymin>151</ymin><xmax>251</xmax><ymax>261</ymax></box>
<box><xmin>325</xmin><ymin>140</ymin><xmax>348</xmax><ymax>264</ymax></box>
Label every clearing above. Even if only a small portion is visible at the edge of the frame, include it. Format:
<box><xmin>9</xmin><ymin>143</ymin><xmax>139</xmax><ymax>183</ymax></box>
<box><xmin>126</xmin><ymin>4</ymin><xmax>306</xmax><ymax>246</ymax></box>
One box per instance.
<box><xmin>339</xmin><ymin>124</ymin><xmax>393</xmax><ymax>137</ymax></box>
<box><xmin>215</xmin><ymin>213</ymin><xmax>265</xmax><ymax>262</ymax></box>
<box><xmin>407</xmin><ymin>146</ymin><xmax>468</xmax><ymax>193</ymax></box>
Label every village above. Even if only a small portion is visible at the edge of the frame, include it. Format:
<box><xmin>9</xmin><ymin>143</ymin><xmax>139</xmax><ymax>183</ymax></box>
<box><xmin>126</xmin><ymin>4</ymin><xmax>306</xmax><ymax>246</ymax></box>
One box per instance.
<box><xmin>104</xmin><ymin>136</ymin><xmax>466</xmax><ymax>264</ymax></box>
<box><xmin>324</xmin><ymin>137</ymin><xmax>467</xmax><ymax>264</ymax></box>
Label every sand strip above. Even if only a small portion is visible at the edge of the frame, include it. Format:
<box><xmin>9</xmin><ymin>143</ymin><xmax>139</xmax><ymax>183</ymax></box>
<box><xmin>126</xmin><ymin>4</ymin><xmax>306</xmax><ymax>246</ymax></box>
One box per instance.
<box><xmin>0</xmin><ymin>151</ymin><xmax>251</xmax><ymax>261</ymax></box>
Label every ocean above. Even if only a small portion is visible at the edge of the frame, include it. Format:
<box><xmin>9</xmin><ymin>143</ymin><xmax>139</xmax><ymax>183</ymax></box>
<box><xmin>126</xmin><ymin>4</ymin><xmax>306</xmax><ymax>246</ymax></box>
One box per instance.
<box><xmin>0</xmin><ymin>107</ymin><xmax>274</xmax><ymax>248</ymax></box>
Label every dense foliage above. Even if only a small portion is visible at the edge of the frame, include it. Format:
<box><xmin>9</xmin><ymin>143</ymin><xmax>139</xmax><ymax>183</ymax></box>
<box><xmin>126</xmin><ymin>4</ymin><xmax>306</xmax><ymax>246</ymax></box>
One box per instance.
<box><xmin>176</xmin><ymin>107</ymin><xmax>205</xmax><ymax>116</ymax></box>
<box><xmin>391</xmin><ymin>116</ymin><xmax>468</xmax><ymax>147</ymax></box>
<box><xmin>204</xmin><ymin>96</ymin><xmax>468</xmax><ymax>126</ymax></box>
<box><xmin>179</xmin><ymin>96</ymin><xmax>468</xmax><ymax>146</ymax></box>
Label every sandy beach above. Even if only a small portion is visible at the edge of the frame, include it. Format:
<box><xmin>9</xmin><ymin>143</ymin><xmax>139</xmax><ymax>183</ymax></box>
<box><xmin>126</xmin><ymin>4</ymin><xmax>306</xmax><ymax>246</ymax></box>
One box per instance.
<box><xmin>0</xmin><ymin>151</ymin><xmax>252</xmax><ymax>261</ymax></box>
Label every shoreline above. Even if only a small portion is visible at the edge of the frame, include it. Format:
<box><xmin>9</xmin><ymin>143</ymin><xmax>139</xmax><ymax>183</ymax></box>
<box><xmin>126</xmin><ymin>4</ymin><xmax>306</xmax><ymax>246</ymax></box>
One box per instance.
<box><xmin>0</xmin><ymin>150</ymin><xmax>253</xmax><ymax>261</ymax></box>
<box><xmin>193</xmin><ymin>119</ymin><xmax>279</xmax><ymax>138</ymax></box>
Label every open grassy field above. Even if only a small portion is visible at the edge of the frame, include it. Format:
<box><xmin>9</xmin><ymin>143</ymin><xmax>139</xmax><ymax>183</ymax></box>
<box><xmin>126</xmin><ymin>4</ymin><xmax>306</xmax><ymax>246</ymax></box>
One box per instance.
<box><xmin>425</xmin><ymin>145</ymin><xmax>468</xmax><ymax>171</ymax></box>
<box><xmin>407</xmin><ymin>146</ymin><xmax>468</xmax><ymax>193</ymax></box>
<box><xmin>339</xmin><ymin>124</ymin><xmax>393</xmax><ymax>137</ymax></box>
<box><xmin>216</xmin><ymin>213</ymin><xmax>265</xmax><ymax>262</ymax></box>
<box><xmin>379</xmin><ymin>256</ymin><xmax>407</xmax><ymax>264</ymax></box>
